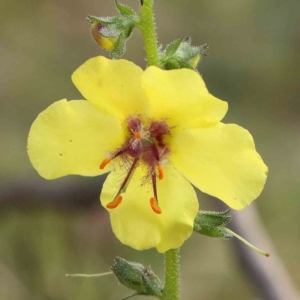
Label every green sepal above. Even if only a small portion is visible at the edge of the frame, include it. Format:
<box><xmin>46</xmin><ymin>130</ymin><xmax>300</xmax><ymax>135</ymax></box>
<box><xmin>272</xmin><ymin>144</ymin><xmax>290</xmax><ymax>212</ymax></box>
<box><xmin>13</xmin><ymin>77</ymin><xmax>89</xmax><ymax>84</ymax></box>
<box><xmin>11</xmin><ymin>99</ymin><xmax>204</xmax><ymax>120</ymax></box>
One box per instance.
<box><xmin>164</xmin><ymin>59</ymin><xmax>180</xmax><ymax>70</ymax></box>
<box><xmin>194</xmin><ymin>223</ymin><xmax>233</xmax><ymax>239</ymax></box>
<box><xmin>194</xmin><ymin>209</ymin><xmax>233</xmax><ymax>239</ymax></box>
<box><xmin>86</xmin><ymin>15</ymin><xmax>118</xmax><ymax>25</ymax></box>
<box><xmin>110</xmin><ymin>32</ymin><xmax>127</xmax><ymax>59</ymax></box>
<box><xmin>195</xmin><ymin>209</ymin><xmax>232</xmax><ymax>227</ymax></box>
<box><xmin>115</xmin><ymin>1</ymin><xmax>136</xmax><ymax>16</ymax></box>
<box><xmin>176</xmin><ymin>58</ymin><xmax>195</xmax><ymax>70</ymax></box>
<box><xmin>141</xmin><ymin>267</ymin><xmax>163</xmax><ymax>297</ymax></box>
<box><xmin>164</xmin><ymin>39</ymin><xmax>183</xmax><ymax>58</ymax></box>
<box><xmin>111</xmin><ymin>257</ymin><xmax>163</xmax><ymax>298</ymax></box>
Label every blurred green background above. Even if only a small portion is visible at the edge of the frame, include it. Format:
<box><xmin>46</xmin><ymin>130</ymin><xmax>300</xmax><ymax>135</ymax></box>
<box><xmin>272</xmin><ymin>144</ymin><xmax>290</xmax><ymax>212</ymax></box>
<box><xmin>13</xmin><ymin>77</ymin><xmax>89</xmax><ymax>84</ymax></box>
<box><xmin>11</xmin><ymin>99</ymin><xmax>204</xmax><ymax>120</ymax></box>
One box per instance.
<box><xmin>1</xmin><ymin>0</ymin><xmax>299</xmax><ymax>299</ymax></box>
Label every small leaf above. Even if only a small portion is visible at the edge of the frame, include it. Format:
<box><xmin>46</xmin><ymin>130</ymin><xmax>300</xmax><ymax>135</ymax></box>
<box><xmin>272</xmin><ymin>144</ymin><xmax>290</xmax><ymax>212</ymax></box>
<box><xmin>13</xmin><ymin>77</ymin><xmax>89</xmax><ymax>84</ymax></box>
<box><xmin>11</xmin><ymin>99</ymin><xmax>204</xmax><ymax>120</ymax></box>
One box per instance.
<box><xmin>165</xmin><ymin>59</ymin><xmax>180</xmax><ymax>70</ymax></box>
<box><xmin>115</xmin><ymin>1</ymin><xmax>136</xmax><ymax>16</ymax></box>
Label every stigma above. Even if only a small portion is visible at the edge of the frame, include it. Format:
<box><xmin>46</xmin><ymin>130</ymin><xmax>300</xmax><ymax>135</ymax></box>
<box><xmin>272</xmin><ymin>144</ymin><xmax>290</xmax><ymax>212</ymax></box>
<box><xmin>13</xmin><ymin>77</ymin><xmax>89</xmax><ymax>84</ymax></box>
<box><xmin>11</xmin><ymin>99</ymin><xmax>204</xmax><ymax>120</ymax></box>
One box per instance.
<box><xmin>101</xmin><ymin>116</ymin><xmax>171</xmax><ymax>213</ymax></box>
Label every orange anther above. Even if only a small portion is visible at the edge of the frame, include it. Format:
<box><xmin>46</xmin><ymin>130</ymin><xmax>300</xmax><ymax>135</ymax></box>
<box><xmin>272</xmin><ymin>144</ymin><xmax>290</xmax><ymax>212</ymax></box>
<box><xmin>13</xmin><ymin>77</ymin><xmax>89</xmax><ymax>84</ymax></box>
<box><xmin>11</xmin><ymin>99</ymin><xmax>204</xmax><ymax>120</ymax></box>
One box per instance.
<box><xmin>135</xmin><ymin>131</ymin><xmax>141</xmax><ymax>139</ymax></box>
<box><xmin>100</xmin><ymin>158</ymin><xmax>111</xmax><ymax>170</ymax></box>
<box><xmin>150</xmin><ymin>197</ymin><xmax>162</xmax><ymax>214</ymax></box>
<box><xmin>106</xmin><ymin>195</ymin><xmax>123</xmax><ymax>209</ymax></box>
<box><xmin>158</xmin><ymin>165</ymin><xmax>164</xmax><ymax>180</ymax></box>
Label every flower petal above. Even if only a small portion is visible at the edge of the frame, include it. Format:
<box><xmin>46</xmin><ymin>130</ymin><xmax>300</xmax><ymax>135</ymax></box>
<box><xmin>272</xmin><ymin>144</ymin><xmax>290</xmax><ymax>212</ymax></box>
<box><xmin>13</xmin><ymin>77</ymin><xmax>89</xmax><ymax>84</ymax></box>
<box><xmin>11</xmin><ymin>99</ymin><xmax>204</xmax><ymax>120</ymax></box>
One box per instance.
<box><xmin>72</xmin><ymin>56</ymin><xmax>149</xmax><ymax>120</ymax></box>
<box><xmin>170</xmin><ymin>123</ymin><xmax>268</xmax><ymax>210</ymax></box>
<box><xmin>101</xmin><ymin>165</ymin><xmax>199</xmax><ymax>252</ymax></box>
<box><xmin>142</xmin><ymin>67</ymin><xmax>228</xmax><ymax>129</ymax></box>
<box><xmin>28</xmin><ymin>99</ymin><xmax>124</xmax><ymax>179</ymax></box>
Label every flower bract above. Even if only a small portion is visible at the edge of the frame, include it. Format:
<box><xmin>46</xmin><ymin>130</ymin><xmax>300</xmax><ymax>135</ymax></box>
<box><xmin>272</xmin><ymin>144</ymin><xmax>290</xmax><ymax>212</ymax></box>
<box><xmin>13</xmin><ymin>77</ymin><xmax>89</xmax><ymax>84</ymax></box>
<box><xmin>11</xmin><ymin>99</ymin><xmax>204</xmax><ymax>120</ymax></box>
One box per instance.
<box><xmin>27</xmin><ymin>56</ymin><xmax>267</xmax><ymax>252</ymax></box>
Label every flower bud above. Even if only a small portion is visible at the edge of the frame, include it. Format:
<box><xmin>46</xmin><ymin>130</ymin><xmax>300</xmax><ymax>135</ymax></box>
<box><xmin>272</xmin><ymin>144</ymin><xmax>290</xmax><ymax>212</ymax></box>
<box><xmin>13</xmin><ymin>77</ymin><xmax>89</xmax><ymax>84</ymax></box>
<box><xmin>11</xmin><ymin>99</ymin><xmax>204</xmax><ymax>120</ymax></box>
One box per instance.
<box><xmin>194</xmin><ymin>209</ymin><xmax>233</xmax><ymax>239</ymax></box>
<box><xmin>91</xmin><ymin>23</ymin><xmax>118</xmax><ymax>51</ymax></box>
<box><xmin>111</xmin><ymin>257</ymin><xmax>146</xmax><ymax>293</ymax></box>
<box><xmin>110</xmin><ymin>257</ymin><xmax>163</xmax><ymax>297</ymax></box>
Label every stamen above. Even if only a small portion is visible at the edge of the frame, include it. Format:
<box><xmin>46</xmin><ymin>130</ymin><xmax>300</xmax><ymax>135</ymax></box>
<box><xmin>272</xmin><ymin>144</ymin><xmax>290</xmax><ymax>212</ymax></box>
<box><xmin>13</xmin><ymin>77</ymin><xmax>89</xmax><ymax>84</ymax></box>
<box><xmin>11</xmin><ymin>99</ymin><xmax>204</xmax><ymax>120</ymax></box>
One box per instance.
<box><xmin>150</xmin><ymin>197</ymin><xmax>162</xmax><ymax>214</ymax></box>
<box><xmin>118</xmin><ymin>157</ymin><xmax>139</xmax><ymax>194</ymax></box>
<box><xmin>158</xmin><ymin>165</ymin><xmax>164</xmax><ymax>180</ymax></box>
<box><xmin>135</xmin><ymin>131</ymin><xmax>141</xmax><ymax>139</ymax></box>
<box><xmin>106</xmin><ymin>195</ymin><xmax>122</xmax><ymax>209</ymax></box>
<box><xmin>106</xmin><ymin>158</ymin><xmax>139</xmax><ymax>210</ymax></box>
<box><xmin>100</xmin><ymin>158</ymin><xmax>111</xmax><ymax>170</ymax></box>
<box><xmin>150</xmin><ymin>167</ymin><xmax>162</xmax><ymax>214</ymax></box>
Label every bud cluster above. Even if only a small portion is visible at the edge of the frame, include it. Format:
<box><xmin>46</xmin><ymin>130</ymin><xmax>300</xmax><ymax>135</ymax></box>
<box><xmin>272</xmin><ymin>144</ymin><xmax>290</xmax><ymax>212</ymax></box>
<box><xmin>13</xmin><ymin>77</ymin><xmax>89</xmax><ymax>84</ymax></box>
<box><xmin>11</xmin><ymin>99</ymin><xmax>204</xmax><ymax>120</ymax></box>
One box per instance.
<box><xmin>87</xmin><ymin>1</ymin><xmax>208</xmax><ymax>70</ymax></box>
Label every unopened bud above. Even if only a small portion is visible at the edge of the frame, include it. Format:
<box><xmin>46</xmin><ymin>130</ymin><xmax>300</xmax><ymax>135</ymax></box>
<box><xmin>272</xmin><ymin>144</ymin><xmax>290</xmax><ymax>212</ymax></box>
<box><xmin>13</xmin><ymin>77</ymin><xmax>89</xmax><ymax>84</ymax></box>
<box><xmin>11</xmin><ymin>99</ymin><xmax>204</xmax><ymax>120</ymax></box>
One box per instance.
<box><xmin>91</xmin><ymin>23</ymin><xmax>118</xmax><ymax>51</ymax></box>
<box><xmin>111</xmin><ymin>257</ymin><xmax>146</xmax><ymax>293</ymax></box>
<box><xmin>111</xmin><ymin>257</ymin><xmax>163</xmax><ymax>297</ymax></box>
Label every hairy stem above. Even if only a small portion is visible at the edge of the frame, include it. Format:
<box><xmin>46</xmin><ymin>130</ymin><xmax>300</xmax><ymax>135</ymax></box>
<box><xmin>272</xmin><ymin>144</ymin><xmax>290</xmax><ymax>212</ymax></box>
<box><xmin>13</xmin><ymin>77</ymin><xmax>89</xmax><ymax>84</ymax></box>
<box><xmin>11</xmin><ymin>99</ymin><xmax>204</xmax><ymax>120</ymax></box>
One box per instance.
<box><xmin>138</xmin><ymin>0</ymin><xmax>160</xmax><ymax>67</ymax></box>
<box><xmin>161</xmin><ymin>248</ymin><xmax>180</xmax><ymax>300</ymax></box>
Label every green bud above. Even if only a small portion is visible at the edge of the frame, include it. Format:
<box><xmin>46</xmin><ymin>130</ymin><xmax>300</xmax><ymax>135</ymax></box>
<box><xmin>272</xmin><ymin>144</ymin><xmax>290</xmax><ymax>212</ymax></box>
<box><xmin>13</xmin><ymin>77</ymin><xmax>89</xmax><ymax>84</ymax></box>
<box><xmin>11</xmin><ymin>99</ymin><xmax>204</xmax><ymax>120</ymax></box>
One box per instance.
<box><xmin>194</xmin><ymin>209</ymin><xmax>233</xmax><ymax>239</ymax></box>
<box><xmin>161</xmin><ymin>37</ymin><xmax>209</xmax><ymax>70</ymax></box>
<box><xmin>195</xmin><ymin>209</ymin><xmax>232</xmax><ymax>227</ymax></box>
<box><xmin>111</xmin><ymin>257</ymin><xmax>145</xmax><ymax>293</ymax></box>
<box><xmin>87</xmin><ymin>10</ymin><xmax>137</xmax><ymax>59</ymax></box>
<box><xmin>111</xmin><ymin>257</ymin><xmax>163</xmax><ymax>298</ymax></box>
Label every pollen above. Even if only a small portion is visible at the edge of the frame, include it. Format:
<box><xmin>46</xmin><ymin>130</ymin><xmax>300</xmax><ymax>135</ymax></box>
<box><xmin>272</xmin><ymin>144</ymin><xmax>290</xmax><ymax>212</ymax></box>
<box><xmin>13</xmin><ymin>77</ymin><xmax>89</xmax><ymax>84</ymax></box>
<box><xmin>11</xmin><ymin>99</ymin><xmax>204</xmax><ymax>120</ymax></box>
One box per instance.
<box><xmin>100</xmin><ymin>158</ymin><xmax>111</xmax><ymax>169</ymax></box>
<box><xmin>107</xmin><ymin>195</ymin><xmax>123</xmax><ymax>209</ymax></box>
<box><xmin>135</xmin><ymin>131</ymin><xmax>142</xmax><ymax>139</ymax></box>
<box><xmin>150</xmin><ymin>197</ymin><xmax>162</xmax><ymax>214</ymax></box>
<box><xmin>158</xmin><ymin>165</ymin><xmax>164</xmax><ymax>180</ymax></box>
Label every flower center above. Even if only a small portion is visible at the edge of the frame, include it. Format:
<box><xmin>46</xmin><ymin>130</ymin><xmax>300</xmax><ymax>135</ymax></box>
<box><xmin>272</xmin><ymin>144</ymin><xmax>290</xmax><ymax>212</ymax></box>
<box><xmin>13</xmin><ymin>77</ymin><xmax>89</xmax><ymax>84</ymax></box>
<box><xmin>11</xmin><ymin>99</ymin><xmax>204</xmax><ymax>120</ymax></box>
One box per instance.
<box><xmin>100</xmin><ymin>116</ymin><xmax>171</xmax><ymax>214</ymax></box>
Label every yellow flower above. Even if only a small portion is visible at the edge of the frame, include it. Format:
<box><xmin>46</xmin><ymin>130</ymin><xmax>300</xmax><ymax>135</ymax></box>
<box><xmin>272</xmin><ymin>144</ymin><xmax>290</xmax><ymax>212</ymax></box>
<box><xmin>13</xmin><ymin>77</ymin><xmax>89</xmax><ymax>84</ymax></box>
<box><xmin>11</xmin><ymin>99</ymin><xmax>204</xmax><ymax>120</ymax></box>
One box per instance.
<box><xmin>27</xmin><ymin>56</ymin><xmax>267</xmax><ymax>253</ymax></box>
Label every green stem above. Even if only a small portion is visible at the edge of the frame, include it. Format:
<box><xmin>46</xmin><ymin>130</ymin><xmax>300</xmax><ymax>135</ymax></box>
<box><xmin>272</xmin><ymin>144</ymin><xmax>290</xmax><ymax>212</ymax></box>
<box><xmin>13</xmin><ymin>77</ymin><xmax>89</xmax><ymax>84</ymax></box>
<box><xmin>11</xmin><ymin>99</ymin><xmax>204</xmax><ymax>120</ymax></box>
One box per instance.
<box><xmin>138</xmin><ymin>0</ymin><xmax>160</xmax><ymax>66</ymax></box>
<box><xmin>161</xmin><ymin>249</ymin><xmax>180</xmax><ymax>300</ymax></box>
